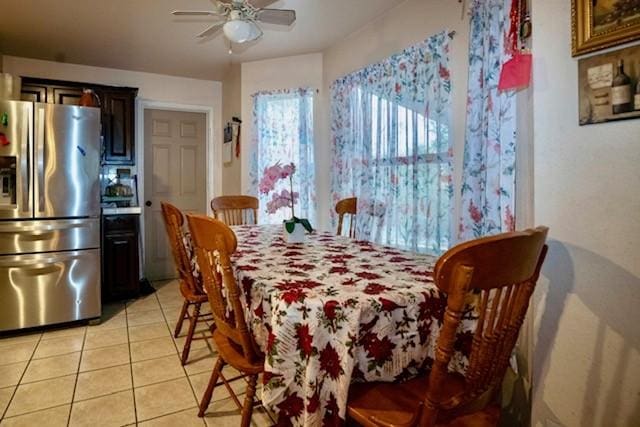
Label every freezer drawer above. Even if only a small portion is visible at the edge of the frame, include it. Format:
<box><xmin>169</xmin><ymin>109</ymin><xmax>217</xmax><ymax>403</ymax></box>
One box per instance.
<box><xmin>0</xmin><ymin>249</ymin><xmax>101</xmax><ymax>332</ymax></box>
<box><xmin>0</xmin><ymin>218</ymin><xmax>100</xmax><ymax>255</ymax></box>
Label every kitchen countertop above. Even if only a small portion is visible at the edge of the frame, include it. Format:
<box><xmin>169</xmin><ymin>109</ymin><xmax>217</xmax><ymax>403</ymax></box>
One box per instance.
<box><xmin>102</xmin><ymin>207</ymin><xmax>142</xmax><ymax>215</ymax></box>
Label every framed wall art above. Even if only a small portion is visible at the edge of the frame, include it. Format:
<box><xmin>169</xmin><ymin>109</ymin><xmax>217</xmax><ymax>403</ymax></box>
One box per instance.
<box><xmin>578</xmin><ymin>43</ymin><xmax>640</xmax><ymax>125</ymax></box>
<box><xmin>572</xmin><ymin>0</ymin><xmax>640</xmax><ymax>56</ymax></box>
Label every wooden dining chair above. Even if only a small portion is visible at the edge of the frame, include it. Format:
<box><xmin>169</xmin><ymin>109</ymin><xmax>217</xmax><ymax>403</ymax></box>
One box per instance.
<box><xmin>347</xmin><ymin>226</ymin><xmax>549</xmax><ymax>427</ymax></box>
<box><xmin>186</xmin><ymin>214</ymin><xmax>264</xmax><ymax>426</ymax></box>
<box><xmin>160</xmin><ymin>202</ymin><xmax>212</xmax><ymax>366</ymax></box>
<box><xmin>336</xmin><ymin>197</ymin><xmax>357</xmax><ymax>238</ymax></box>
<box><xmin>211</xmin><ymin>195</ymin><xmax>259</xmax><ymax>225</ymax></box>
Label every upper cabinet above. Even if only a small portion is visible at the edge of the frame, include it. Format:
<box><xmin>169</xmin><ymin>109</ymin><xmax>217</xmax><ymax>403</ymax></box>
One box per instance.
<box><xmin>100</xmin><ymin>90</ymin><xmax>136</xmax><ymax>164</ymax></box>
<box><xmin>20</xmin><ymin>78</ymin><xmax>138</xmax><ymax>165</ymax></box>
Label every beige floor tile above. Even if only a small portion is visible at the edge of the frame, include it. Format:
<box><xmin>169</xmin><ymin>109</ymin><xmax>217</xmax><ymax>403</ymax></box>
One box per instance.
<box><xmin>0</xmin><ymin>332</ymin><xmax>41</xmax><ymax>348</ymax></box>
<box><xmin>0</xmin><ymin>386</ymin><xmax>15</xmax><ymax>416</ymax></box>
<box><xmin>0</xmin><ymin>404</ymin><xmax>70</xmax><ymax>427</ymax></box>
<box><xmin>132</xmin><ymin>354</ymin><xmax>185</xmax><ymax>387</ymax></box>
<box><xmin>174</xmin><ymin>332</ymin><xmax>212</xmax><ymax>352</ymax></box>
<box><xmin>128</xmin><ymin>322</ymin><xmax>172</xmax><ymax>343</ymax></box>
<box><xmin>89</xmin><ymin>314</ymin><xmax>127</xmax><ymax>331</ymax></box>
<box><xmin>32</xmin><ymin>335</ymin><xmax>84</xmax><ymax>359</ymax></box>
<box><xmin>0</xmin><ymin>341</ymin><xmax>37</xmax><ymax>366</ymax></box>
<box><xmin>74</xmin><ymin>364</ymin><xmax>132</xmax><ymax>401</ymax></box>
<box><xmin>0</xmin><ymin>361</ymin><xmax>27</xmax><ymax>388</ymax></box>
<box><xmin>156</xmin><ymin>290</ymin><xmax>184</xmax><ymax>303</ymax></box>
<box><xmin>130</xmin><ymin>336</ymin><xmax>176</xmax><ymax>362</ymax></box>
<box><xmin>5</xmin><ymin>374</ymin><xmax>75</xmax><ymax>417</ymax></box>
<box><xmin>80</xmin><ymin>343</ymin><xmax>130</xmax><ymax>372</ymax></box>
<box><xmin>126</xmin><ymin>295</ymin><xmax>161</xmax><ymax>313</ymax></box>
<box><xmin>41</xmin><ymin>325</ymin><xmax>87</xmax><ymax>341</ymax></box>
<box><xmin>127</xmin><ymin>309</ymin><xmax>165</xmax><ymax>327</ymax></box>
<box><xmin>134</xmin><ymin>377</ymin><xmax>197</xmax><ymax>422</ymax></box>
<box><xmin>159</xmin><ymin>298</ymin><xmax>186</xmax><ymax>310</ymax></box>
<box><xmin>189</xmin><ymin>371</ymin><xmax>247</xmax><ymax>405</ymax></box>
<box><xmin>69</xmin><ymin>389</ymin><xmax>135</xmax><ymax>427</ymax></box>
<box><xmin>183</xmin><ymin>347</ymin><xmax>218</xmax><ymax>376</ymax></box>
<box><xmin>21</xmin><ymin>352</ymin><xmax>80</xmax><ymax>383</ymax></box>
<box><xmin>84</xmin><ymin>327</ymin><xmax>128</xmax><ymax>350</ymax></box>
<box><xmin>138</xmin><ymin>407</ymin><xmax>205</xmax><ymax>427</ymax></box>
<box><xmin>201</xmin><ymin>396</ymin><xmax>272</xmax><ymax>427</ymax></box>
<box><xmin>173</xmin><ymin>319</ymin><xmax>211</xmax><ymax>337</ymax></box>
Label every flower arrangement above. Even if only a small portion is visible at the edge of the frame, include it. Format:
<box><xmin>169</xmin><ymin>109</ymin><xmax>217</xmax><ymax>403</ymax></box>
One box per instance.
<box><xmin>259</xmin><ymin>162</ymin><xmax>313</xmax><ymax>234</ymax></box>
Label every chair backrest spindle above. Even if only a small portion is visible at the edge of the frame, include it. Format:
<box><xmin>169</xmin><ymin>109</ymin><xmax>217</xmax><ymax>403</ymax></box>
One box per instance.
<box><xmin>186</xmin><ymin>214</ymin><xmax>261</xmax><ymax>364</ymax></box>
<box><xmin>211</xmin><ymin>195</ymin><xmax>259</xmax><ymax>226</ymax></box>
<box><xmin>419</xmin><ymin>226</ymin><xmax>549</xmax><ymax>426</ymax></box>
<box><xmin>336</xmin><ymin>197</ymin><xmax>357</xmax><ymax>238</ymax></box>
<box><xmin>160</xmin><ymin>202</ymin><xmax>203</xmax><ymax>295</ymax></box>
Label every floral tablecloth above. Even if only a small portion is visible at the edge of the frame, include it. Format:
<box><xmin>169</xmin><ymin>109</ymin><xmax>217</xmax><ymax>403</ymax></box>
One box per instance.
<box><xmin>232</xmin><ymin>225</ymin><xmax>477</xmax><ymax>427</ymax></box>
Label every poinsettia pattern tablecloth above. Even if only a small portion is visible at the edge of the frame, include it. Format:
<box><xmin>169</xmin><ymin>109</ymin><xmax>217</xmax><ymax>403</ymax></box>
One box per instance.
<box><xmin>232</xmin><ymin>225</ymin><xmax>477</xmax><ymax>427</ymax></box>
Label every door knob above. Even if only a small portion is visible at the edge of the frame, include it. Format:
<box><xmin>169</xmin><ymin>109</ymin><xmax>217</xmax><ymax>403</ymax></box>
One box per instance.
<box><xmin>145</xmin><ymin>201</ymin><xmax>152</xmax><ymax>207</ymax></box>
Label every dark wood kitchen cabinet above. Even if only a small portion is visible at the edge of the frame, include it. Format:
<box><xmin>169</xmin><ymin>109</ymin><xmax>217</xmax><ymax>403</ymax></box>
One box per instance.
<box><xmin>20</xmin><ymin>77</ymin><xmax>138</xmax><ymax>165</ymax></box>
<box><xmin>102</xmin><ymin>215</ymin><xmax>140</xmax><ymax>301</ymax></box>
<box><xmin>101</xmin><ymin>90</ymin><xmax>136</xmax><ymax>164</ymax></box>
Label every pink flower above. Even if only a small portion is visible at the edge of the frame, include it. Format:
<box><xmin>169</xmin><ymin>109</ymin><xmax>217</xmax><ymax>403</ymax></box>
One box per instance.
<box><xmin>439</xmin><ymin>64</ymin><xmax>450</xmax><ymax>80</ymax></box>
<box><xmin>504</xmin><ymin>205</ymin><xmax>515</xmax><ymax>231</ymax></box>
<box><xmin>260</xmin><ymin>162</ymin><xmax>299</xmax><ymax>215</ymax></box>
<box><xmin>266</xmin><ymin>189</ymin><xmax>299</xmax><ymax>214</ymax></box>
<box><xmin>281</xmin><ymin>163</ymin><xmax>296</xmax><ymax>178</ymax></box>
<box><xmin>469</xmin><ymin>201</ymin><xmax>482</xmax><ymax>223</ymax></box>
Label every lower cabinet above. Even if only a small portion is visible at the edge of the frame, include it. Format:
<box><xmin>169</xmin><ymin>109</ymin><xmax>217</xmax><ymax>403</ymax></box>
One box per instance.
<box><xmin>102</xmin><ymin>215</ymin><xmax>140</xmax><ymax>301</ymax></box>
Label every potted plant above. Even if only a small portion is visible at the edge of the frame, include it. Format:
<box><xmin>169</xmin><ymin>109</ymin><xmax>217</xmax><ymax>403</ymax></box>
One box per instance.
<box><xmin>259</xmin><ymin>162</ymin><xmax>313</xmax><ymax>243</ymax></box>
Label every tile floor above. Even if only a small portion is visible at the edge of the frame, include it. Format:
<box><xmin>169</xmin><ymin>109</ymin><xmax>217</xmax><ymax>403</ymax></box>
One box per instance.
<box><xmin>0</xmin><ymin>280</ymin><xmax>274</xmax><ymax>427</ymax></box>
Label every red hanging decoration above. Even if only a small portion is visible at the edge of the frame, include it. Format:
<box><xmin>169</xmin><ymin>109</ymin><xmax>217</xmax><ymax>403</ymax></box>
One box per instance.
<box><xmin>499</xmin><ymin>0</ymin><xmax>531</xmax><ymax>91</ymax></box>
<box><xmin>505</xmin><ymin>0</ymin><xmax>520</xmax><ymax>56</ymax></box>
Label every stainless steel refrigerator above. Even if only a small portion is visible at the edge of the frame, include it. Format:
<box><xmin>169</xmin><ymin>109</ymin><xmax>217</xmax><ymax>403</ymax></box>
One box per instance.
<box><xmin>0</xmin><ymin>100</ymin><xmax>101</xmax><ymax>332</ymax></box>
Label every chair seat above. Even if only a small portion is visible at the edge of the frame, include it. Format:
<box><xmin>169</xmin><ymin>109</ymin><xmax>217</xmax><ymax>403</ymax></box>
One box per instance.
<box><xmin>212</xmin><ymin>330</ymin><xmax>264</xmax><ymax>375</ymax></box>
<box><xmin>348</xmin><ymin>372</ymin><xmax>499</xmax><ymax>427</ymax></box>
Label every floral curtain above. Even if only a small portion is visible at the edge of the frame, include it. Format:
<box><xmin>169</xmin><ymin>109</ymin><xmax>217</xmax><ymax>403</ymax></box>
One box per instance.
<box><xmin>331</xmin><ymin>31</ymin><xmax>453</xmax><ymax>254</ymax></box>
<box><xmin>250</xmin><ymin>88</ymin><xmax>316</xmax><ymax>225</ymax></box>
<box><xmin>458</xmin><ymin>0</ymin><xmax>517</xmax><ymax>240</ymax></box>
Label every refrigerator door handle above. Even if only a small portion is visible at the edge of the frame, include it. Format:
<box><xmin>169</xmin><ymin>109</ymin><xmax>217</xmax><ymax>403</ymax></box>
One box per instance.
<box><xmin>20</xmin><ymin>108</ymin><xmax>30</xmax><ymax>212</ymax></box>
<box><xmin>36</xmin><ymin>105</ymin><xmax>45</xmax><ymax>213</ymax></box>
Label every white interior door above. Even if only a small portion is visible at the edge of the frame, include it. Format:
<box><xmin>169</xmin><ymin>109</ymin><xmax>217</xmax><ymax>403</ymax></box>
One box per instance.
<box><xmin>143</xmin><ymin>109</ymin><xmax>206</xmax><ymax>280</ymax></box>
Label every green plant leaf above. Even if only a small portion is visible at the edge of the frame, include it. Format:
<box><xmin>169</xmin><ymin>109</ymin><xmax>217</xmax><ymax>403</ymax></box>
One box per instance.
<box><xmin>299</xmin><ymin>218</ymin><xmax>314</xmax><ymax>233</ymax></box>
<box><xmin>285</xmin><ymin>221</ymin><xmax>296</xmax><ymax>233</ymax></box>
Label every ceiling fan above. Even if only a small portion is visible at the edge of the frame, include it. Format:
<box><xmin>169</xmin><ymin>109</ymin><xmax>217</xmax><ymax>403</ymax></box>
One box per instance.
<box><xmin>172</xmin><ymin>0</ymin><xmax>296</xmax><ymax>45</ymax></box>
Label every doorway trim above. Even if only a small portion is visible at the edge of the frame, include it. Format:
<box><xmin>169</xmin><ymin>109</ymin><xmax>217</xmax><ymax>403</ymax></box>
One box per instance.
<box><xmin>135</xmin><ymin>99</ymin><xmax>216</xmax><ymax>278</ymax></box>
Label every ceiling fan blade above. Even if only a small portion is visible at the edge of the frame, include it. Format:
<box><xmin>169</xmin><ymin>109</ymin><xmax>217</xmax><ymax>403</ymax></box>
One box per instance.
<box><xmin>197</xmin><ymin>22</ymin><xmax>225</xmax><ymax>38</ymax></box>
<box><xmin>248</xmin><ymin>0</ymin><xmax>279</xmax><ymax>8</ymax></box>
<box><xmin>256</xmin><ymin>9</ymin><xmax>296</xmax><ymax>26</ymax></box>
<box><xmin>172</xmin><ymin>10</ymin><xmax>221</xmax><ymax>16</ymax></box>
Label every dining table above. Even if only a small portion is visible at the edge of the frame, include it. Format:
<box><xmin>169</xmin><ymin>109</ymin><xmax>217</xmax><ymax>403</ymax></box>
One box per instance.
<box><xmin>231</xmin><ymin>224</ymin><xmax>478</xmax><ymax>427</ymax></box>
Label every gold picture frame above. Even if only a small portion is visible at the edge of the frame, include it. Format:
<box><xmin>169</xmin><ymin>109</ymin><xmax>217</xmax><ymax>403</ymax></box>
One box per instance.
<box><xmin>572</xmin><ymin>0</ymin><xmax>640</xmax><ymax>57</ymax></box>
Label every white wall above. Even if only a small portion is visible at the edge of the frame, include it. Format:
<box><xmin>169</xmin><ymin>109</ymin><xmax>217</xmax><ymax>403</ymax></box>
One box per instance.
<box><xmin>222</xmin><ymin>63</ymin><xmax>242</xmax><ymax>195</ymax></box>
<box><xmin>1</xmin><ymin>55</ymin><xmax>224</xmax><ymax>198</ymax></box>
<box><xmin>240</xmin><ymin>53</ymin><xmax>324</xmax><ymax>223</ymax></box>
<box><xmin>531</xmin><ymin>2</ymin><xmax>640</xmax><ymax>426</ymax></box>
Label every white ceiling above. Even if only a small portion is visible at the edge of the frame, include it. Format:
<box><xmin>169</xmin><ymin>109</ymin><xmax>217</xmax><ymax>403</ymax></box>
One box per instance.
<box><xmin>0</xmin><ymin>0</ymin><xmax>405</xmax><ymax>81</ymax></box>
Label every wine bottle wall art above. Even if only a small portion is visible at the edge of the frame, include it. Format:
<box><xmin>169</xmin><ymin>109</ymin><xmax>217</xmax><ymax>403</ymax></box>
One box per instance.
<box><xmin>579</xmin><ymin>44</ymin><xmax>640</xmax><ymax>125</ymax></box>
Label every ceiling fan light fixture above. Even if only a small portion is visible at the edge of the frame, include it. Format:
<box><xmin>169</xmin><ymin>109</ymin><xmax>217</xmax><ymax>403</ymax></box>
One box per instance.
<box><xmin>223</xmin><ymin>19</ymin><xmax>260</xmax><ymax>44</ymax></box>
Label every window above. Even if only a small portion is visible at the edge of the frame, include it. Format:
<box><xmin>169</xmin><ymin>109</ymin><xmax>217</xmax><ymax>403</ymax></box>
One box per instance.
<box><xmin>331</xmin><ymin>32</ymin><xmax>452</xmax><ymax>254</ymax></box>
<box><xmin>250</xmin><ymin>88</ymin><xmax>316</xmax><ymax>225</ymax></box>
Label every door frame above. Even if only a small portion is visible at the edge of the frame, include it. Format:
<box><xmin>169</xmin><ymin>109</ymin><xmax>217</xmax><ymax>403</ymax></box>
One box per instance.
<box><xmin>136</xmin><ymin>99</ymin><xmax>216</xmax><ymax>279</ymax></box>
